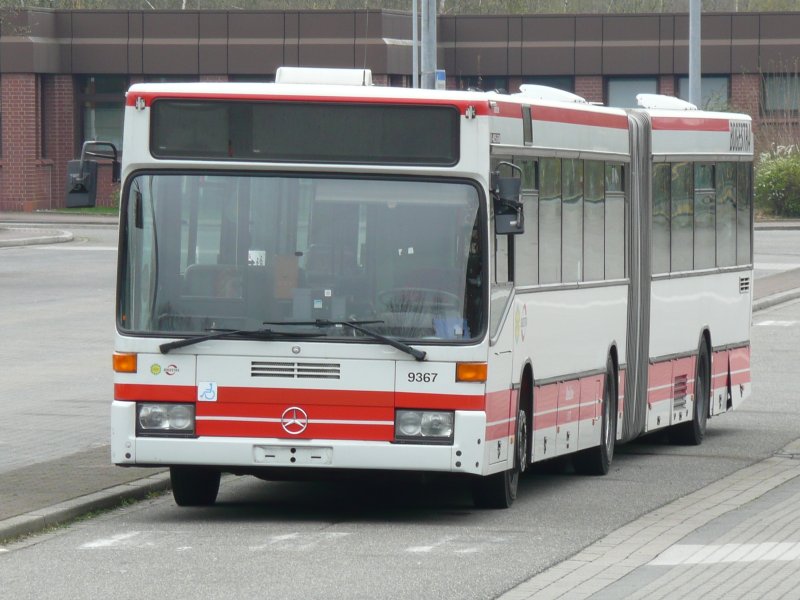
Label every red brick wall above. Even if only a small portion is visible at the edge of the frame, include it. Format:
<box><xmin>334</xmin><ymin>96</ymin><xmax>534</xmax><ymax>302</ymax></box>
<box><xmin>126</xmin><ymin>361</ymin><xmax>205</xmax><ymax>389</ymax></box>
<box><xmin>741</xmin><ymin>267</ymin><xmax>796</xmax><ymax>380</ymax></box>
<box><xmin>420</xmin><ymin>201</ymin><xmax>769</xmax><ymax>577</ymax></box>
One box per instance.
<box><xmin>659</xmin><ymin>75</ymin><xmax>676</xmax><ymax>97</ymax></box>
<box><xmin>731</xmin><ymin>74</ymin><xmax>769</xmax><ymax>155</ymax></box>
<box><xmin>1</xmin><ymin>74</ymin><xmax>48</xmax><ymax>211</ymax></box>
<box><xmin>575</xmin><ymin>76</ymin><xmax>603</xmax><ymax>103</ymax></box>
<box><xmin>731</xmin><ymin>74</ymin><xmax>761</xmax><ymax>117</ymax></box>
<box><xmin>0</xmin><ymin>73</ymin><xmax>121</xmax><ymax>211</ymax></box>
<box><xmin>45</xmin><ymin>75</ymin><xmax>76</xmax><ymax>210</ymax></box>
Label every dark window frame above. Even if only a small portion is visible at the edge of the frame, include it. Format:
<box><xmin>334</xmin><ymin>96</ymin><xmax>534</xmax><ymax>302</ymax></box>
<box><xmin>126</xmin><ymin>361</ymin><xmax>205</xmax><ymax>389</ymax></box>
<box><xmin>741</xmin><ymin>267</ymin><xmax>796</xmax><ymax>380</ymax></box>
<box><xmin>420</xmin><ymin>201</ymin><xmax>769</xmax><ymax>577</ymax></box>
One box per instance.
<box><xmin>76</xmin><ymin>74</ymin><xmax>129</xmax><ymax>156</ymax></box>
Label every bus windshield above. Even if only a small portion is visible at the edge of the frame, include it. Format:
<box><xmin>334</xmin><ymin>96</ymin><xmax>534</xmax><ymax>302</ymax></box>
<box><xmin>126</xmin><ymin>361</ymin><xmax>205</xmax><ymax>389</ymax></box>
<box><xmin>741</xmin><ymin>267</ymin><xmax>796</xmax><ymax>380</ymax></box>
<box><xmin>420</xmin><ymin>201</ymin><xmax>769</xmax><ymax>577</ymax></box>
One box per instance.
<box><xmin>119</xmin><ymin>173</ymin><xmax>484</xmax><ymax>343</ymax></box>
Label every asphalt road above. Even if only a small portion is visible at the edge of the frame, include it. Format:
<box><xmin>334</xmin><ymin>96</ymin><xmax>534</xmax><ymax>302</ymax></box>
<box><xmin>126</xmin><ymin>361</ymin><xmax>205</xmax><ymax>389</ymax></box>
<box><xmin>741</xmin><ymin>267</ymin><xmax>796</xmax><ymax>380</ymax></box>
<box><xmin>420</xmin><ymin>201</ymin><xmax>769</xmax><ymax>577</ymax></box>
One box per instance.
<box><xmin>0</xmin><ymin>226</ymin><xmax>117</xmax><ymax>472</ymax></box>
<box><xmin>1</xmin><ymin>225</ymin><xmax>800</xmax><ymax>599</ymax></box>
<box><xmin>3</xmin><ymin>299</ymin><xmax>800</xmax><ymax>599</ymax></box>
<box><xmin>753</xmin><ymin>228</ymin><xmax>800</xmax><ymax>278</ymax></box>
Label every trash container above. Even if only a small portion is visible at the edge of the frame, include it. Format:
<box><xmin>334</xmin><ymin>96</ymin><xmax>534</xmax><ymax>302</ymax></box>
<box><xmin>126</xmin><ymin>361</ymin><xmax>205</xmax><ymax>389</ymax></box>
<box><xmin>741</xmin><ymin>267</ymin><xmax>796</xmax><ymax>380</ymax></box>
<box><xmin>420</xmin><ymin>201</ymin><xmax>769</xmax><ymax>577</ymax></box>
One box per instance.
<box><xmin>65</xmin><ymin>159</ymin><xmax>97</xmax><ymax>208</ymax></box>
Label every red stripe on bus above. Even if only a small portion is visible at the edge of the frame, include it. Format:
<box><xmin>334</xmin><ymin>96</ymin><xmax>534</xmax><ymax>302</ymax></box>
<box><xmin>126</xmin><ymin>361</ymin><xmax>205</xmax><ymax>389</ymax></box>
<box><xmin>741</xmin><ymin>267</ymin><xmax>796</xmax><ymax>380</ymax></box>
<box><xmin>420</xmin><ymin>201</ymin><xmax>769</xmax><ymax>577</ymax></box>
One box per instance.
<box><xmin>114</xmin><ymin>383</ymin><xmax>195</xmax><ymax>402</ymax></box>
<box><xmin>729</xmin><ymin>345</ymin><xmax>751</xmax><ymax>371</ymax></box>
<box><xmin>651</xmin><ymin>116</ymin><xmax>730</xmax><ymax>132</ymax></box>
<box><xmin>579</xmin><ymin>375</ymin><xmax>603</xmax><ymax>422</ymax></box>
<box><xmin>395</xmin><ymin>391</ymin><xmax>485</xmax><ymax>411</ymax></box>
<box><xmin>485</xmin><ymin>388</ymin><xmax>515</xmax><ymax>441</ymax></box>
<box><xmin>490</xmin><ymin>101</ymin><xmax>522</xmax><ymax>119</ymax></box>
<box><xmin>485</xmin><ymin>389</ymin><xmax>512</xmax><ymax>421</ymax></box>
<box><xmin>533</xmin><ymin>105</ymin><xmax>629</xmax><ymax>129</ymax></box>
<box><xmin>216</xmin><ymin>386</ymin><xmax>394</xmax><ymax>407</ymax></box>
<box><xmin>648</xmin><ymin>356</ymin><xmax>696</xmax><ymax>404</ymax></box>
<box><xmin>196</xmin><ymin>402</ymin><xmax>393</xmax><ymax>421</ymax></box>
<box><xmin>486</xmin><ymin>421</ymin><xmax>511</xmax><ymax>442</ymax></box>
<box><xmin>196</xmin><ymin>420</ymin><xmax>391</xmax><ymax>441</ymax></box>
<box><xmin>557</xmin><ymin>380</ymin><xmax>581</xmax><ymax>426</ymax></box>
<box><xmin>731</xmin><ymin>370</ymin><xmax>751</xmax><ymax>386</ymax></box>
<box><xmin>532</xmin><ymin>383</ymin><xmax>558</xmax><ymax>430</ymax></box>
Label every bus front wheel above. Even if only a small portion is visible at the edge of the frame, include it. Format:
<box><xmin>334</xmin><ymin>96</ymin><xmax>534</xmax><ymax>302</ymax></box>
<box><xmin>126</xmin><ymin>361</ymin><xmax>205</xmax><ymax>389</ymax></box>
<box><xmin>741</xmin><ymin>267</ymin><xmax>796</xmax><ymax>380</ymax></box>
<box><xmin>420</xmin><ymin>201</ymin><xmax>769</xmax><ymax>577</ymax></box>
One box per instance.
<box><xmin>472</xmin><ymin>406</ymin><xmax>528</xmax><ymax>509</ymax></box>
<box><xmin>170</xmin><ymin>466</ymin><xmax>221</xmax><ymax>507</ymax></box>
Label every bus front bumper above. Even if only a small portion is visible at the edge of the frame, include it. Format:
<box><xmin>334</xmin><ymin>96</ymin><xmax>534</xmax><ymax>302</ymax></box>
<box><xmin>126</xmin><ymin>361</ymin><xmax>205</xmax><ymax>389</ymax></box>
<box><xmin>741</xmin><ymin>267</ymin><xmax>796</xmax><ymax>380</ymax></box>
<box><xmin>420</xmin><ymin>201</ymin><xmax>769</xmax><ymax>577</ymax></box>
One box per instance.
<box><xmin>111</xmin><ymin>401</ymin><xmax>488</xmax><ymax>475</ymax></box>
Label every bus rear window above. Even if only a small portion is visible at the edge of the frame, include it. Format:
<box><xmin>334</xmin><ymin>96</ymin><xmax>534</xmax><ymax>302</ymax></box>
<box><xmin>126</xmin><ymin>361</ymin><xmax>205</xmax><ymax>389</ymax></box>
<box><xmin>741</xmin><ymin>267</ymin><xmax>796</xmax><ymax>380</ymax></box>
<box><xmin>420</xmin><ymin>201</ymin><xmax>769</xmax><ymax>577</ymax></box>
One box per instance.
<box><xmin>150</xmin><ymin>100</ymin><xmax>460</xmax><ymax>166</ymax></box>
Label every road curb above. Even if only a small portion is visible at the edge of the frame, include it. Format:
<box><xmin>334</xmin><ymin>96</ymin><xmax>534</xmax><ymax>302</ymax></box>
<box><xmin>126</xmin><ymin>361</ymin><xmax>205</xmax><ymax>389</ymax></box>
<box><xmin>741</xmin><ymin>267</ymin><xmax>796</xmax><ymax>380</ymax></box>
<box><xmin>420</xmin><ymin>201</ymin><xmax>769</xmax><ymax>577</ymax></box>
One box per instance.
<box><xmin>0</xmin><ymin>227</ymin><xmax>74</xmax><ymax>247</ymax></box>
<box><xmin>0</xmin><ymin>472</ymin><xmax>170</xmax><ymax>543</ymax></box>
<box><xmin>753</xmin><ymin>288</ymin><xmax>800</xmax><ymax>312</ymax></box>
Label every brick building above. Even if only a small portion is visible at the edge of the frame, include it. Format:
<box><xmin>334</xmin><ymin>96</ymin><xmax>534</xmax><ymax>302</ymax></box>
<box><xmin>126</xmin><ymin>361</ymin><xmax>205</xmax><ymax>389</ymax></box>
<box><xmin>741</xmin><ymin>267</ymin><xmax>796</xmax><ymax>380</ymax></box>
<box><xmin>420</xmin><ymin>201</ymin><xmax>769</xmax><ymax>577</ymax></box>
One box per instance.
<box><xmin>0</xmin><ymin>7</ymin><xmax>799</xmax><ymax>211</ymax></box>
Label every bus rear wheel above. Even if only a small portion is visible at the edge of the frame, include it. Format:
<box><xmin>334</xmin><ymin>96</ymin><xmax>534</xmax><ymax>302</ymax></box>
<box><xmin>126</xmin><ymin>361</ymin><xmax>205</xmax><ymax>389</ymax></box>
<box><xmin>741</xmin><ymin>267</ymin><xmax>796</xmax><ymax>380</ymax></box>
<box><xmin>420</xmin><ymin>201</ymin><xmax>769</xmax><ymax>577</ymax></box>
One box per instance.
<box><xmin>472</xmin><ymin>407</ymin><xmax>528</xmax><ymax>509</ymax></box>
<box><xmin>670</xmin><ymin>342</ymin><xmax>710</xmax><ymax>446</ymax></box>
<box><xmin>170</xmin><ymin>466</ymin><xmax>221</xmax><ymax>507</ymax></box>
<box><xmin>573</xmin><ymin>357</ymin><xmax>617</xmax><ymax>475</ymax></box>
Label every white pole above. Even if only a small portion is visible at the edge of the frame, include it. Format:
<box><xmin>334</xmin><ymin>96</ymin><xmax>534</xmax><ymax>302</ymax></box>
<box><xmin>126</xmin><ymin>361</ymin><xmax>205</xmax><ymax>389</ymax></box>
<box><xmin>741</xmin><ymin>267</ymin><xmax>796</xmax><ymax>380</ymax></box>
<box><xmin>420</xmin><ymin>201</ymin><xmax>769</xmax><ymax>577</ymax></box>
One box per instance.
<box><xmin>412</xmin><ymin>0</ymin><xmax>419</xmax><ymax>88</ymax></box>
<box><xmin>421</xmin><ymin>0</ymin><xmax>437</xmax><ymax>89</ymax></box>
<box><xmin>689</xmin><ymin>0</ymin><xmax>701</xmax><ymax>106</ymax></box>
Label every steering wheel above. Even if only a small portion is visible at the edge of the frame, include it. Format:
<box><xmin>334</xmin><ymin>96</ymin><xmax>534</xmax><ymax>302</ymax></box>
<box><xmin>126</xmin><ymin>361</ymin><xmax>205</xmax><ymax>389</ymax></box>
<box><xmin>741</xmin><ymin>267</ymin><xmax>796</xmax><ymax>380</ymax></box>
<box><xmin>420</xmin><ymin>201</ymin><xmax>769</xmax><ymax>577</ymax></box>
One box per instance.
<box><xmin>378</xmin><ymin>287</ymin><xmax>461</xmax><ymax>310</ymax></box>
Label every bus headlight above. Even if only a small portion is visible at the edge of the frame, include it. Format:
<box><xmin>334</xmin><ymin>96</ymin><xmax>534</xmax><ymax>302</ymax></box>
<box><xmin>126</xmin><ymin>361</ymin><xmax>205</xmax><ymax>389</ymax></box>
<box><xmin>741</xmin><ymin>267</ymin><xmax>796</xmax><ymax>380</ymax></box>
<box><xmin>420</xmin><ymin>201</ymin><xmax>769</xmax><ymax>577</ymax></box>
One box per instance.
<box><xmin>137</xmin><ymin>403</ymin><xmax>195</xmax><ymax>437</ymax></box>
<box><xmin>395</xmin><ymin>410</ymin><xmax>454</xmax><ymax>443</ymax></box>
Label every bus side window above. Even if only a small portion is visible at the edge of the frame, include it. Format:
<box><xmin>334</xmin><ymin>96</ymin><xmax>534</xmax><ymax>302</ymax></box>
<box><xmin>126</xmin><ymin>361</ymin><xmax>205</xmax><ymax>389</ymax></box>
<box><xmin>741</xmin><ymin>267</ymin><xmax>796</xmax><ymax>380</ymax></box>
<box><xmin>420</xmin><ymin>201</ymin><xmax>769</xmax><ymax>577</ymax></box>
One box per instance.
<box><xmin>515</xmin><ymin>159</ymin><xmax>539</xmax><ymax>286</ymax></box>
<box><xmin>670</xmin><ymin>162</ymin><xmax>693</xmax><ymax>272</ymax></box>
<box><xmin>583</xmin><ymin>160</ymin><xmax>605</xmax><ymax>282</ymax></box>
<box><xmin>562</xmin><ymin>159</ymin><xmax>584</xmax><ymax>283</ymax></box>
<box><xmin>715</xmin><ymin>162</ymin><xmax>737</xmax><ymax>268</ymax></box>
<box><xmin>605</xmin><ymin>163</ymin><xmax>625</xmax><ymax>280</ymax></box>
<box><xmin>539</xmin><ymin>158</ymin><xmax>562</xmax><ymax>284</ymax></box>
<box><xmin>694</xmin><ymin>163</ymin><xmax>716</xmax><ymax>270</ymax></box>
<box><xmin>652</xmin><ymin>163</ymin><xmax>671</xmax><ymax>274</ymax></box>
<box><xmin>736</xmin><ymin>162</ymin><xmax>752</xmax><ymax>265</ymax></box>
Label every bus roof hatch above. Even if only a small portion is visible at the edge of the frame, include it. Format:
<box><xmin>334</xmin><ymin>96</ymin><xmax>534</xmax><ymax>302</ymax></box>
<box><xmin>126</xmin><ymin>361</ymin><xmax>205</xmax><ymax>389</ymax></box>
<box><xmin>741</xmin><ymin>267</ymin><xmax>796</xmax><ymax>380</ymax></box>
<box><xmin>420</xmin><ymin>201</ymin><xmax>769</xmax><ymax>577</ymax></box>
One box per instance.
<box><xmin>275</xmin><ymin>66</ymin><xmax>373</xmax><ymax>86</ymax></box>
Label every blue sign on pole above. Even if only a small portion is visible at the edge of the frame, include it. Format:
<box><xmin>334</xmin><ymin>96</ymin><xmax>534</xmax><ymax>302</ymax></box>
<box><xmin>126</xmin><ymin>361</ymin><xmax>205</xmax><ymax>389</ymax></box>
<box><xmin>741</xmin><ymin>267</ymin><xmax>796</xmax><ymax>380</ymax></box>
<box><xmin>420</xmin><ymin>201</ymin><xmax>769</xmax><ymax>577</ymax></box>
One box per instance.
<box><xmin>435</xmin><ymin>69</ymin><xmax>446</xmax><ymax>90</ymax></box>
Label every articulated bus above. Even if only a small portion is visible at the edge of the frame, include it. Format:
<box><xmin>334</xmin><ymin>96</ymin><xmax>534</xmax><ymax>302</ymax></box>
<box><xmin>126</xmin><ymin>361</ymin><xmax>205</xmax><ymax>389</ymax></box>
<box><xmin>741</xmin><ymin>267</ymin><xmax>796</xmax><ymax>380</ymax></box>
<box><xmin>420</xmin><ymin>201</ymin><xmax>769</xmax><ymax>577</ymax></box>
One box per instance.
<box><xmin>111</xmin><ymin>68</ymin><xmax>753</xmax><ymax>508</ymax></box>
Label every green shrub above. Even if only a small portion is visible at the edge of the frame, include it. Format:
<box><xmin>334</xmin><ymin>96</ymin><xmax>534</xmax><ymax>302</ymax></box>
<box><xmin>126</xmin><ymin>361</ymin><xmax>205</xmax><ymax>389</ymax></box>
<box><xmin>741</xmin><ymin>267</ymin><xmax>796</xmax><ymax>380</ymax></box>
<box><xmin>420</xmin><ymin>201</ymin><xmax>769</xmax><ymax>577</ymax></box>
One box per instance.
<box><xmin>755</xmin><ymin>148</ymin><xmax>800</xmax><ymax>217</ymax></box>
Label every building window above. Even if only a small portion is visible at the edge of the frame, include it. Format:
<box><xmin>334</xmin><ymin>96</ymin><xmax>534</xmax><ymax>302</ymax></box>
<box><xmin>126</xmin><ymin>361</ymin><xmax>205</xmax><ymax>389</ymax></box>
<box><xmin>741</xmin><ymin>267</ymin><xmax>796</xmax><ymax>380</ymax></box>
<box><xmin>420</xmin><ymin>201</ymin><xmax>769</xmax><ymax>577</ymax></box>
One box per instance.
<box><xmin>78</xmin><ymin>75</ymin><xmax>128</xmax><ymax>153</ymax></box>
<box><xmin>677</xmin><ymin>76</ymin><xmax>729</xmax><ymax>110</ymax></box>
<box><xmin>457</xmin><ymin>75</ymin><xmax>509</xmax><ymax>93</ymax></box>
<box><xmin>763</xmin><ymin>74</ymin><xmax>800</xmax><ymax>114</ymax></box>
<box><xmin>228</xmin><ymin>75</ymin><xmax>274</xmax><ymax>83</ymax></box>
<box><xmin>144</xmin><ymin>76</ymin><xmax>199</xmax><ymax>83</ymax></box>
<box><xmin>389</xmin><ymin>74</ymin><xmax>410</xmax><ymax>88</ymax></box>
<box><xmin>607</xmin><ymin>77</ymin><xmax>658</xmax><ymax>108</ymax></box>
<box><xmin>521</xmin><ymin>76</ymin><xmax>574</xmax><ymax>93</ymax></box>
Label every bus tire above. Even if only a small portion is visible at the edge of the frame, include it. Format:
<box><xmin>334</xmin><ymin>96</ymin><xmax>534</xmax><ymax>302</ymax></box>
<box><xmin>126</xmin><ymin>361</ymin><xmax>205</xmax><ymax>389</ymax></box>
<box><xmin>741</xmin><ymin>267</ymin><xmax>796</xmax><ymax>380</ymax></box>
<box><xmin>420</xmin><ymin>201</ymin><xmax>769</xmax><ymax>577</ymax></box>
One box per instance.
<box><xmin>670</xmin><ymin>341</ymin><xmax>710</xmax><ymax>446</ymax></box>
<box><xmin>170</xmin><ymin>466</ymin><xmax>221</xmax><ymax>507</ymax></box>
<box><xmin>573</xmin><ymin>357</ymin><xmax>617</xmax><ymax>476</ymax></box>
<box><xmin>472</xmin><ymin>406</ymin><xmax>528</xmax><ymax>509</ymax></box>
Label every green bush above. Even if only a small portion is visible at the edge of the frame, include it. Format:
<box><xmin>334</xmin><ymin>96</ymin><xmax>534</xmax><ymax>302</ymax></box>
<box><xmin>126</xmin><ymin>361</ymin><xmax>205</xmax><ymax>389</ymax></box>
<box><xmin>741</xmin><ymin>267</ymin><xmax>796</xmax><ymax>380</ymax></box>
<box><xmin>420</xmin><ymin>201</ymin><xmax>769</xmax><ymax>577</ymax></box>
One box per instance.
<box><xmin>755</xmin><ymin>149</ymin><xmax>800</xmax><ymax>217</ymax></box>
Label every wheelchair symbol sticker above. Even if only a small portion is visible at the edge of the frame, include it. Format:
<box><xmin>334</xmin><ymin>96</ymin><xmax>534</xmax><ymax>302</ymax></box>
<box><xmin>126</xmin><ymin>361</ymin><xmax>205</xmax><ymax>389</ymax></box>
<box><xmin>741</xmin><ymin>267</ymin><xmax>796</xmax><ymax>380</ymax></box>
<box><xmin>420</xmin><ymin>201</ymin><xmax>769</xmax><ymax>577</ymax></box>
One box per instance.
<box><xmin>197</xmin><ymin>382</ymin><xmax>218</xmax><ymax>402</ymax></box>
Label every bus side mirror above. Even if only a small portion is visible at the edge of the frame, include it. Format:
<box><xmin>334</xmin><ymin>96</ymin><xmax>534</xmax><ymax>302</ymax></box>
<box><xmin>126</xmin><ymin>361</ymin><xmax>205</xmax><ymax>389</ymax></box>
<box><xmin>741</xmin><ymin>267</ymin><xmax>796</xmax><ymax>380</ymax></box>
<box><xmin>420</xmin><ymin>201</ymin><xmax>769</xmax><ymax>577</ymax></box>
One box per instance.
<box><xmin>65</xmin><ymin>141</ymin><xmax>120</xmax><ymax>208</ymax></box>
<box><xmin>492</xmin><ymin>161</ymin><xmax>524</xmax><ymax>235</ymax></box>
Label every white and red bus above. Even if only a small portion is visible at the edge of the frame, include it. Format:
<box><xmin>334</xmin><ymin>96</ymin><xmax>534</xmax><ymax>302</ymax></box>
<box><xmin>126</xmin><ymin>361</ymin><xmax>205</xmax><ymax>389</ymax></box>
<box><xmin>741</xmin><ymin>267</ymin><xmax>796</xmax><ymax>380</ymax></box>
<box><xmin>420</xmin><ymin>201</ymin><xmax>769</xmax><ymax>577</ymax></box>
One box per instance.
<box><xmin>111</xmin><ymin>68</ymin><xmax>753</xmax><ymax>508</ymax></box>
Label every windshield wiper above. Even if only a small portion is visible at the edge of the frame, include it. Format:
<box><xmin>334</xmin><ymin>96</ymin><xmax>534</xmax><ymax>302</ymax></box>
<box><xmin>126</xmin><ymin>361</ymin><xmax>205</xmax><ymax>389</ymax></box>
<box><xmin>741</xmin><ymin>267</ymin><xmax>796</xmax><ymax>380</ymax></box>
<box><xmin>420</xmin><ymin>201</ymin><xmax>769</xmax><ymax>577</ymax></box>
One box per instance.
<box><xmin>264</xmin><ymin>319</ymin><xmax>427</xmax><ymax>362</ymax></box>
<box><xmin>159</xmin><ymin>327</ymin><xmax>320</xmax><ymax>354</ymax></box>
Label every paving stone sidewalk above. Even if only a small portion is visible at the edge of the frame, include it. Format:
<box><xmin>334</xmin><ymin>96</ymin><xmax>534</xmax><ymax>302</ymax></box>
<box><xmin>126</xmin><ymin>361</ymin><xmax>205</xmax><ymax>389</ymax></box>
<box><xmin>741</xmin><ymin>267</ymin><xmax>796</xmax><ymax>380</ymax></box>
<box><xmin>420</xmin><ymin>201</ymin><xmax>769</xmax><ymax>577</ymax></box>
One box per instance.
<box><xmin>499</xmin><ymin>439</ymin><xmax>800</xmax><ymax>600</ymax></box>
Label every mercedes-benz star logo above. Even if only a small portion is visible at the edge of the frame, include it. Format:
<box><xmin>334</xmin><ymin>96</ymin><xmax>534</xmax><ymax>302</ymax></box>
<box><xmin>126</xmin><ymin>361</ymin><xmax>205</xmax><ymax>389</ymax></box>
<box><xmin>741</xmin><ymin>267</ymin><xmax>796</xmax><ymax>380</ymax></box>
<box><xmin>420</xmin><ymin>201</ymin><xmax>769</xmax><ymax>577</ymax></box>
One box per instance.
<box><xmin>281</xmin><ymin>406</ymin><xmax>308</xmax><ymax>435</ymax></box>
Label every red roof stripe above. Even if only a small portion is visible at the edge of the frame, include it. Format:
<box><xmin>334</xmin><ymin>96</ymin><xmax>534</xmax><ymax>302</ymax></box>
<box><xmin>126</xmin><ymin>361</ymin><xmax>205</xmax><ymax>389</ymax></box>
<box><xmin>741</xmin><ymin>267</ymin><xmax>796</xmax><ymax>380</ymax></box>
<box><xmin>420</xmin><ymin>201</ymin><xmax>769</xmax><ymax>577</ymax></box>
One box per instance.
<box><xmin>532</xmin><ymin>105</ymin><xmax>629</xmax><ymax>130</ymax></box>
<box><xmin>651</xmin><ymin>116</ymin><xmax>730</xmax><ymax>132</ymax></box>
